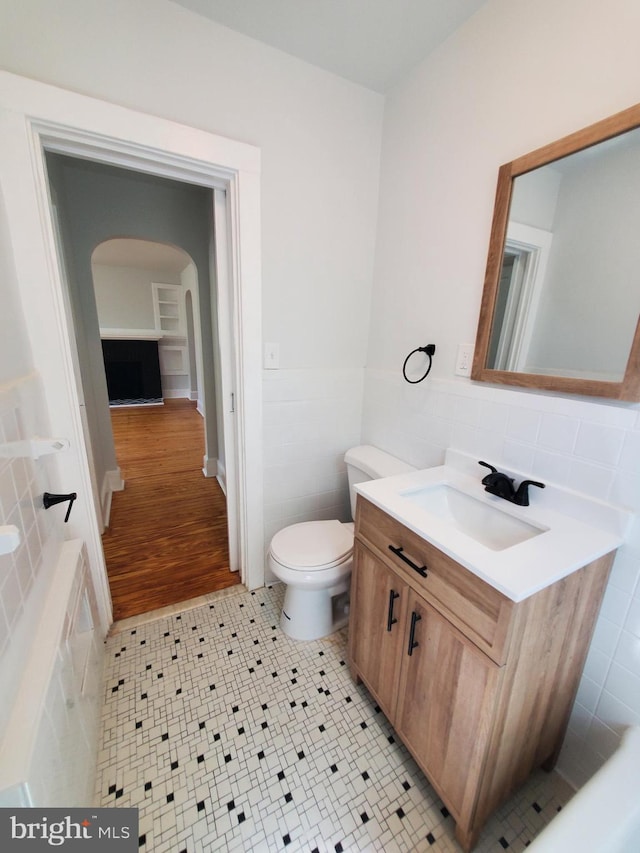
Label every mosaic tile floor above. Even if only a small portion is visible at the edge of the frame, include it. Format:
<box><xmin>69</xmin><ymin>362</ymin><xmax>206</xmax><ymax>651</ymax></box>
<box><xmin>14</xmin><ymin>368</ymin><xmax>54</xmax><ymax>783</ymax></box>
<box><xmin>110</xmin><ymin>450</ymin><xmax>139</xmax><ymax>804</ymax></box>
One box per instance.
<box><xmin>95</xmin><ymin>585</ymin><xmax>572</xmax><ymax>852</ymax></box>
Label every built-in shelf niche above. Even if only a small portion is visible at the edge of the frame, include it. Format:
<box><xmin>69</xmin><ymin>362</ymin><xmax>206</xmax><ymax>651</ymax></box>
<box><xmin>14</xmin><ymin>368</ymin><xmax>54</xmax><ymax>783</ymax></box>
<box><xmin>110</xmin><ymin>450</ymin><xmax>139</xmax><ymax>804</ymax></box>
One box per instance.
<box><xmin>152</xmin><ymin>283</ymin><xmax>185</xmax><ymax>338</ymax></box>
<box><xmin>159</xmin><ymin>345</ymin><xmax>188</xmax><ymax>375</ymax></box>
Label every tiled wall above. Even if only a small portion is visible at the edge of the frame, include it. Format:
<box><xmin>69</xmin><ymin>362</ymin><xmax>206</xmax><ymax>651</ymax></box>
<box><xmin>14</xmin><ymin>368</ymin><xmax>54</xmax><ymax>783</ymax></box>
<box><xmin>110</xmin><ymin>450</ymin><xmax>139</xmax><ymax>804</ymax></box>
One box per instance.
<box><xmin>0</xmin><ymin>376</ymin><xmax>61</xmax><ymax>735</ymax></box>
<box><xmin>262</xmin><ymin>368</ymin><xmax>364</xmax><ymax>580</ymax></box>
<box><xmin>361</xmin><ymin>369</ymin><xmax>640</xmax><ymax>789</ymax></box>
<box><xmin>0</xmin><ymin>374</ymin><xmax>104</xmax><ymax>805</ymax></box>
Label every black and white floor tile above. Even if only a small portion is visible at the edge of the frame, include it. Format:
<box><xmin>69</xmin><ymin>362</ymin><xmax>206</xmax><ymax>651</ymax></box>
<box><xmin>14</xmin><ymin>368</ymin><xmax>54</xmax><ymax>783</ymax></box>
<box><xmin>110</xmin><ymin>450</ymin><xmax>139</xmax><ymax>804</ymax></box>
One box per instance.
<box><xmin>95</xmin><ymin>585</ymin><xmax>572</xmax><ymax>852</ymax></box>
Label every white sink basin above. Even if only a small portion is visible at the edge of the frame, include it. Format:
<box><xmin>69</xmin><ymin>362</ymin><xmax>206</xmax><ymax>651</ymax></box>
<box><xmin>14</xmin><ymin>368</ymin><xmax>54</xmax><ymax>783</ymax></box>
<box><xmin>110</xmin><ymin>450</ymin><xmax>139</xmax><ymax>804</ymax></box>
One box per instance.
<box><xmin>354</xmin><ymin>449</ymin><xmax>630</xmax><ymax>601</ymax></box>
<box><xmin>400</xmin><ymin>483</ymin><xmax>547</xmax><ymax>551</ymax></box>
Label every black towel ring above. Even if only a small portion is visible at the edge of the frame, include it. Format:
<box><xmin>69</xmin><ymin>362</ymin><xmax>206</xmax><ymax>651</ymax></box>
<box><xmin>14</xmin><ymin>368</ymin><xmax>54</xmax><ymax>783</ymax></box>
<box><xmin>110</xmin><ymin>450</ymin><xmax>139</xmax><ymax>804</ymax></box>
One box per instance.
<box><xmin>402</xmin><ymin>344</ymin><xmax>436</xmax><ymax>384</ymax></box>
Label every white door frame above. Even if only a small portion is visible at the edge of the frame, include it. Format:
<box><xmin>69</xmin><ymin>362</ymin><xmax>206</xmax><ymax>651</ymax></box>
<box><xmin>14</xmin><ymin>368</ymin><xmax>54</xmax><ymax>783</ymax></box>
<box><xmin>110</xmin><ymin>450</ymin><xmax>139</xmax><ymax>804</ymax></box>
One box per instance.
<box><xmin>0</xmin><ymin>72</ymin><xmax>264</xmax><ymax>631</ymax></box>
<box><xmin>496</xmin><ymin>222</ymin><xmax>553</xmax><ymax>372</ymax></box>
<box><xmin>212</xmin><ymin>188</ymin><xmax>240</xmax><ymax>573</ymax></box>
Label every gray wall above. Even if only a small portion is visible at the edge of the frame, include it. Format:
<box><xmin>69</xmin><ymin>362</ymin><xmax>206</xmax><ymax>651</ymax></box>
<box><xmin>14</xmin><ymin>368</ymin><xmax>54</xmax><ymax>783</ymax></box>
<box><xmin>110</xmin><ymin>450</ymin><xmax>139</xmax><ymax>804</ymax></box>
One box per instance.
<box><xmin>46</xmin><ymin>154</ymin><xmax>218</xmax><ymax>491</ymax></box>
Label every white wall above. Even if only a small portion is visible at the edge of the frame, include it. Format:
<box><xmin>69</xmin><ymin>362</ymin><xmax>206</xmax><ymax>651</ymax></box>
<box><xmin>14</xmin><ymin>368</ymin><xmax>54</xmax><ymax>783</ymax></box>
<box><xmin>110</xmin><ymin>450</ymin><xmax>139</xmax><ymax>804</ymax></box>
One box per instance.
<box><xmin>366</xmin><ymin>0</ymin><xmax>640</xmax><ymax>787</ymax></box>
<box><xmin>0</xmin><ymin>195</ymin><xmax>31</xmax><ymax>385</ymax></box>
<box><xmin>0</xmin><ymin>0</ymin><xmax>383</xmax><ymax>370</ymax></box>
<box><xmin>0</xmin><ymin>0</ymin><xmax>383</xmax><ymax>550</ymax></box>
<box><xmin>93</xmin><ymin>263</ymin><xmax>192</xmax><ymax>400</ymax></box>
<box><xmin>93</xmin><ymin>264</ymin><xmax>170</xmax><ymax>330</ymax></box>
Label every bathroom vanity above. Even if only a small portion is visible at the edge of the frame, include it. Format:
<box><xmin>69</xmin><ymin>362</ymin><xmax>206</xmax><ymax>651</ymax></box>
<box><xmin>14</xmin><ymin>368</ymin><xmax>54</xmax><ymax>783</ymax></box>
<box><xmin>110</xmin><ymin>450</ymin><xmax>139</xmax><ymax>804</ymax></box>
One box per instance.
<box><xmin>348</xmin><ymin>452</ymin><xmax>628</xmax><ymax>851</ymax></box>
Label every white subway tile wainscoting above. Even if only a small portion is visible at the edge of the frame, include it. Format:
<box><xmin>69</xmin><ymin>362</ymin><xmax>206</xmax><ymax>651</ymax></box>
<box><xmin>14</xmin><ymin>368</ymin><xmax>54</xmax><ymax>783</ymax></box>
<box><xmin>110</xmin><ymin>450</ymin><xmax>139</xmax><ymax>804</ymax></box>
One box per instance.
<box><xmin>96</xmin><ymin>586</ymin><xmax>572</xmax><ymax>852</ymax></box>
<box><xmin>361</xmin><ymin>371</ymin><xmax>640</xmax><ymax>789</ymax></box>
<box><xmin>263</xmin><ymin>369</ymin><xmax>364</xmax><ymax>580</ymax></box>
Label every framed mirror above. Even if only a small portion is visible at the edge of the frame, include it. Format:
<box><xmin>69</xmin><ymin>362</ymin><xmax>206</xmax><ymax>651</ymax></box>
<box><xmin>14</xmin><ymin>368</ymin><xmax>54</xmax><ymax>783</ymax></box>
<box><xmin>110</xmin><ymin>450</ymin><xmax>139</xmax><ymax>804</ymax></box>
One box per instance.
<box><xmin>472</xmin><ymin>104</ymin><xmax>640</xmax><ymax>401</ymax></box>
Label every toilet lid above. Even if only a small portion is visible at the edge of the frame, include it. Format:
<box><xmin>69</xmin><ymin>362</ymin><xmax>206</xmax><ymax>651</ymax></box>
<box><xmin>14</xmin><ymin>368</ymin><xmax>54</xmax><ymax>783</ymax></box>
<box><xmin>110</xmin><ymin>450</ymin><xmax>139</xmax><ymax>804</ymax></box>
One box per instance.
<box><xmin>270</xmin><ymin>520</ymin><xmax>353</xmax><ymax>569</ymax></box>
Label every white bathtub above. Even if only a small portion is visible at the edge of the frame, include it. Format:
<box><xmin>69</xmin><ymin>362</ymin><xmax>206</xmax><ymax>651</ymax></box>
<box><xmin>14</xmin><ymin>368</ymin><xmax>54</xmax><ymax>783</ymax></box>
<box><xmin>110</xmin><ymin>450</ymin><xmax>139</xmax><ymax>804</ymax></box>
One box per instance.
<box><xmin>529</xmin><ymin>726</ymin><xmax>640</xmax><ymax>852</ymax></box>
<box><xmin>0</xmin><ymin>540</ymin><xmax>104</xmax><ymax>806</ymax></box>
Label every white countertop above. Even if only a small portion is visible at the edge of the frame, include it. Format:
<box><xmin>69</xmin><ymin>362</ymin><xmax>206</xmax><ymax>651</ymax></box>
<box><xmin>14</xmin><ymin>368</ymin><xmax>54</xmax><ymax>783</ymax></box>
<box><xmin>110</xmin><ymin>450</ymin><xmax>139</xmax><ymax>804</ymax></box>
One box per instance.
<box><xmin>355</xmin><ymin>449</ymin><xmax>632</xmax><ymax>602</ymax></box>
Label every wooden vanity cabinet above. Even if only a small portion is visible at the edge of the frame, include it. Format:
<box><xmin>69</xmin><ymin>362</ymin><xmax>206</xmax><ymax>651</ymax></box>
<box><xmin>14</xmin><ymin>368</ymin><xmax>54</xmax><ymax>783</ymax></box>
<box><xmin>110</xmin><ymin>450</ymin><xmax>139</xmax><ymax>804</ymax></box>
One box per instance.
<box><xmin>348</xmin><ymin>497</ymin><xmax>614</xmax><ymax>851</ymax></box>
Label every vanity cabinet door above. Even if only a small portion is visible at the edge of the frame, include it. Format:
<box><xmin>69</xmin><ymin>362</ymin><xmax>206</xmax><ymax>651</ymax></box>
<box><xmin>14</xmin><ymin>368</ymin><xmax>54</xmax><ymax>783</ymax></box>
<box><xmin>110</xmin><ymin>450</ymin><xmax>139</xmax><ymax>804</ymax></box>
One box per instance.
<box><xmin>395</xmin><ymin>591</ymin><xmax>502</xmax><ymax>822</ymax></box>
<box><xmin>349</xmin><ymin>541</ymin><xmax>408</xmax><ymax>719</ymax></box>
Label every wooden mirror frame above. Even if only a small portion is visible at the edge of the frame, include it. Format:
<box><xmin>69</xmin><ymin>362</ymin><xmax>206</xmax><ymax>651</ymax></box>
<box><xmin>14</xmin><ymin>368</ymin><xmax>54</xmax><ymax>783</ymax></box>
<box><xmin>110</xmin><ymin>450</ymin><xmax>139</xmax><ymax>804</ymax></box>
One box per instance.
<box><xmin>472</xmin><ymin>103</ymin><xmax>640</xmax><ymax>401</ymax></box>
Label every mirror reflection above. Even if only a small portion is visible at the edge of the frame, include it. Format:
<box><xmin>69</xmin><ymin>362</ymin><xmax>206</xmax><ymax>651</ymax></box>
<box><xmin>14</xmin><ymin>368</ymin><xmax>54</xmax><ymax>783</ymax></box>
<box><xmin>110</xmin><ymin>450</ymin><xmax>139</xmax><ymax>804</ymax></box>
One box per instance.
<box><xmin>487</xmin><ymin>127</ymin><xmax>640</xmax><ymax>382</ymax></box>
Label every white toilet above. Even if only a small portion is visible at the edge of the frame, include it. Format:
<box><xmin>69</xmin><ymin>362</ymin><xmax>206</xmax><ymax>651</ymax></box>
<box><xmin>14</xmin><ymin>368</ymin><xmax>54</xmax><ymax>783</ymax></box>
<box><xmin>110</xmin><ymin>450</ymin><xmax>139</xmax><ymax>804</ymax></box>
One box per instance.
<box><xmin>268</xmin><ymin>445</ymin><xmax>415</xmax><ymax>641</ymax></box>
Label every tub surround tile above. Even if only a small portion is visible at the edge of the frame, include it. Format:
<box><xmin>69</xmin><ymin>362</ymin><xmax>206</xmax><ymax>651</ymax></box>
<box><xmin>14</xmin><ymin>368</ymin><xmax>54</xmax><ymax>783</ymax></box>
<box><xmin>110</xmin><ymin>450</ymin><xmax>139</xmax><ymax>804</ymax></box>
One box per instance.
<box><xmin>625</xmin><ymin>596</ymin><xmax>640</xmax><ymax>638</ymax></box>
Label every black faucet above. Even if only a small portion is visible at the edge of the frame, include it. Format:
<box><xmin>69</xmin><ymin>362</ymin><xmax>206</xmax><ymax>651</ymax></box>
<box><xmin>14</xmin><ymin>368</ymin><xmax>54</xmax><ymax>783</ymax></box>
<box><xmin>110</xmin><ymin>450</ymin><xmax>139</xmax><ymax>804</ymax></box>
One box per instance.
<box><xmin>478</xmin><ymin>462</ymin><xmax>545</xmax><ymax>506</ymax></box>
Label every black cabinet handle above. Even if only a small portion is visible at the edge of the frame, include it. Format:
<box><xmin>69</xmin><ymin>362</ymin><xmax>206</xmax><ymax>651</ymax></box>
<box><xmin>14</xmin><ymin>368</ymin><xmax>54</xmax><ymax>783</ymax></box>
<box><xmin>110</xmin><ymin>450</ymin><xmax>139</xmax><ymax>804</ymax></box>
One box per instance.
<box><xmin>408</xmin><ymin>611</ymin><xmax>422</xmax><ymax>656</ymax></box>
<box><xmin>388</xmin><ymin>544</ymin><xmax>427</xmax><ymax>578</ymax></box>
<box><xmin>387</xmin><ymin>590</ymin><xmax>399</xmax><ymax>632</ymax></box>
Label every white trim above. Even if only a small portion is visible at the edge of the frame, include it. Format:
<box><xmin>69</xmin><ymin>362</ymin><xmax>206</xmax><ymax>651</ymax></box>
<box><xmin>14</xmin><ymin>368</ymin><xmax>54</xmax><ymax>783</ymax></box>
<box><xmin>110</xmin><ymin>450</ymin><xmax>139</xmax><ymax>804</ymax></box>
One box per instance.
<box><xmin>152</xmin><ymin>282</ymin><xmax>186</xmax><ymax>337</ymax></box>
<box><xmin>497</xmin><ymin>222</ymin><xmax>553</xmax><ymax>371</ymax></box>
<box><xmin>101</xmin><ymin>468</ymin><xmax>124</xmax><ymax>529</ymax></box>
<box><xmin>99</xmin><ymin>328</ymin><xmax>163</xmax><ymax>340</ymax></box>
<box><xmin>0</xmin><ymin>72</ymin><xmax>264</xmax><ymax>631</ymax></box>
<box><xmin>161</xmin><ymin>389</ymin><xmax>191</xmax><ymax>399</ymax></box>
<box><xmin>202</xmin><ymin>456</ymin><xmax>219</xmax><ymax>478</ymax></box>
<box><xmin>214</xmin><ymin>188</ymin><xmax>241</xmax><ymax>575</ymax></box>
<box><xmin>107</xmin><ymin>468</ymin><xmax>125</xmax><ymax>492</ymax></box>
<box><xmin>182</xmin><ymin>266</ymin><xmax>205</xmax><ymax>418</ymax></box>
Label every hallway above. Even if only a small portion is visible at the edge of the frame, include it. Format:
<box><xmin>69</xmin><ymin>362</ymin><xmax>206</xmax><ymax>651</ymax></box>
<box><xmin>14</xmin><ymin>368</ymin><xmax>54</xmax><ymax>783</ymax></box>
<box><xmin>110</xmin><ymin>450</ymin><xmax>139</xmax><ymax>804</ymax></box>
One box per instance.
<box><xmin>102</xmin><ymin>399</ymin><xmax>240</xmax><ymax>620</ymax></box>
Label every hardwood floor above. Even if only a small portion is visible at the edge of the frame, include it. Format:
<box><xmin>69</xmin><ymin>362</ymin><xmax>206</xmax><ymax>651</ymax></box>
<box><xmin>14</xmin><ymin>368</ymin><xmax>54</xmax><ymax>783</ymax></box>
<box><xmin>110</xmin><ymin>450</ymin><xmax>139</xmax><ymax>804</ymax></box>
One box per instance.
<box><xmin>102</xmin><ymin>398</ymin><xmax>240</xmax><ymax>621</ymax></box>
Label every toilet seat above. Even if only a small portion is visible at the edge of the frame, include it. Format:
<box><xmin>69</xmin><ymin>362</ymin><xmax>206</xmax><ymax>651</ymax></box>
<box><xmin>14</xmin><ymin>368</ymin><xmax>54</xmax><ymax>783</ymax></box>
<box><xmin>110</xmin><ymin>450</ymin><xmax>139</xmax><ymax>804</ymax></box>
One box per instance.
<box><xmin>269</xmin><ymin>520</ymin><xmax>353</xmax><ymax>571</ymax></box>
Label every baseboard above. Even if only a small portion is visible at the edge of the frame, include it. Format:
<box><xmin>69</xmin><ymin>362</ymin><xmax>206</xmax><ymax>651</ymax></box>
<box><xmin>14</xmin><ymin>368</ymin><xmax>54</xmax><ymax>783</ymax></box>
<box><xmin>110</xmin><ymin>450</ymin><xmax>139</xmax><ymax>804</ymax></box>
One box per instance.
<box><xmin>161</xmin><ymin>389</ymin><xmax>191</xmax><ymax>399</ymax></box>
<box><xmin>202</xmin><ymin>455</ymin><xmax>218</xmax><ymax>479</ymax></box>
<box><xmin>101</xmin><ymin>468</ymin><xmax>124</xmax><ymax>528</ymax></box>
<box><xmin>216</xmin><ymin>459</ymin><xmax>227</xmax><ymax>494</ymax></box>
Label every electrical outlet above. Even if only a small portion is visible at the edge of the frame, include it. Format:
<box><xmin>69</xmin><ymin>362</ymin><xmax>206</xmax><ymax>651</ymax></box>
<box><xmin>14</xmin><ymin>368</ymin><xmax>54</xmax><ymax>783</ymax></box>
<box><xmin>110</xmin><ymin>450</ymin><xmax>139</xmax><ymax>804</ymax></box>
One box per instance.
<box><xmin>455</xmin><ymin>344</ymin><xmax>474</xmax><ymax>376</ymax></box>
<box><xmin>263</xmin><ymin>342</ymin><xmax>280</xmax><ymax>369</ymax></box>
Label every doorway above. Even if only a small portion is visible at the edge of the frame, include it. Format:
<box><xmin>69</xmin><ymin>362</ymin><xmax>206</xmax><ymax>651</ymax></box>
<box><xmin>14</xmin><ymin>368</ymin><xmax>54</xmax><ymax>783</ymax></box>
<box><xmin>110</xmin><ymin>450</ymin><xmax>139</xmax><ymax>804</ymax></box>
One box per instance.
<box><xmin>89</xmin><ymin>236</ymin><xmax>239</xmax><ymax>618</ymax></box>
<box><xmin>46</xmin><ymin>154</ymin><xmax>240</xmax><ymax>617</ymax></box>
<box><xmin>0</xmin><ymin>73</ymin><xmax>264</xmax><ymax>631</ymax></box>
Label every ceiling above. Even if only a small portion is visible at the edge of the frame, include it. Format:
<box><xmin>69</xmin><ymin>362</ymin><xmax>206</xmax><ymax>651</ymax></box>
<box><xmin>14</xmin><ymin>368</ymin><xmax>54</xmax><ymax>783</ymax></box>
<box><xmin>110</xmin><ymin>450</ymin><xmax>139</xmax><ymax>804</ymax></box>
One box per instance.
<box><xmin>92</xmin><ymin>239</ymin><xmax>192</xmax><ymax>273</ymax></box>
<box><xmin>169</xmin><ymin>0</ymin><xmax>486</xmax><ymax>92</ymax></box>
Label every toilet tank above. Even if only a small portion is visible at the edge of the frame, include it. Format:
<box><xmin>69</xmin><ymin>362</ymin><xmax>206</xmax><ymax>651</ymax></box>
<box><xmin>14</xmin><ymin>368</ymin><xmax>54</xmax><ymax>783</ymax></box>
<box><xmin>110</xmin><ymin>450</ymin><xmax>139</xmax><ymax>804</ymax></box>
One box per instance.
<box><xmin>344</xmin><ymin>445</ymin><xmax>415</xmax><ymax>520</ymax></box>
